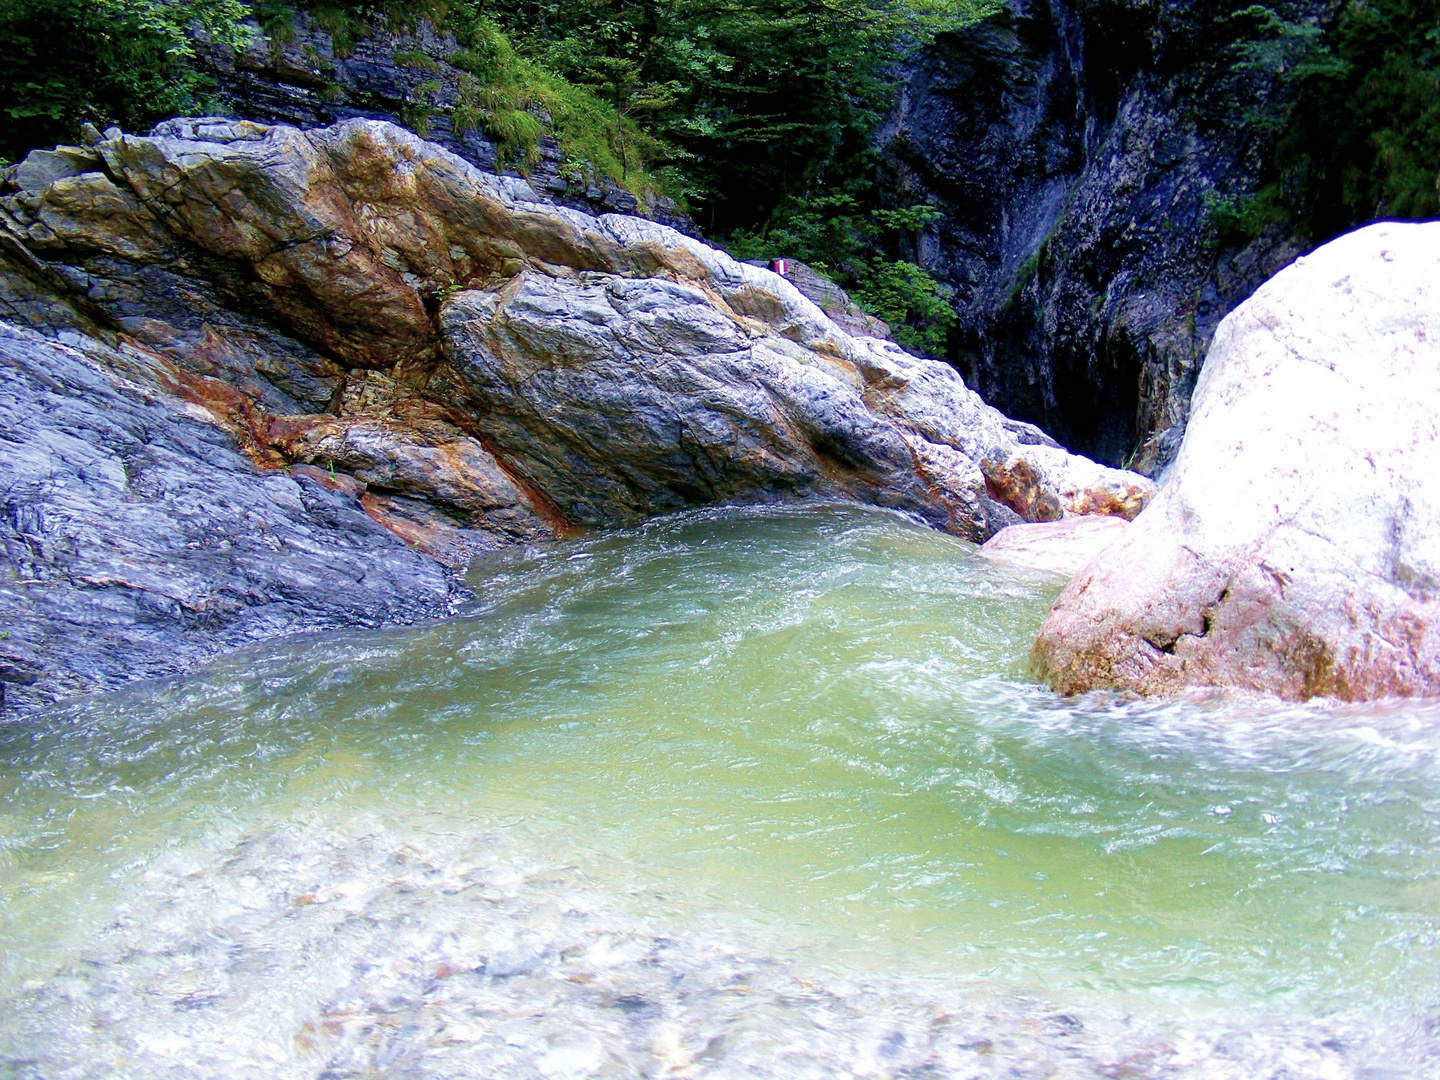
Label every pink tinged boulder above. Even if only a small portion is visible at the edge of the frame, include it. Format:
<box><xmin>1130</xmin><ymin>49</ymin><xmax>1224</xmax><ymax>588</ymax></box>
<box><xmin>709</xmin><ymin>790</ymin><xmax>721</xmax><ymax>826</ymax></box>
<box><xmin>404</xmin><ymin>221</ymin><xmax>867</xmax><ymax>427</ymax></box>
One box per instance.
<box><xmin>978</xmin><ymin>516</ymin><xmax>1129</xmax><ymax>578</ymax></box>
<box><xmin>1032</xmin><ymin>221</ymin><xmax>1440</xmax><ymax>701</ymax></box>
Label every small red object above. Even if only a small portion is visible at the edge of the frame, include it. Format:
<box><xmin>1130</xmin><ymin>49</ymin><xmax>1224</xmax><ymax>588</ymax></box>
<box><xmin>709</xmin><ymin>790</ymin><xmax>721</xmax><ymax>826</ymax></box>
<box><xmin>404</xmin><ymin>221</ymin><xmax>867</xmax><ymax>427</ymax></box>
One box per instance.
<box><xmin>772</xmin><ymin>258</ymin><xmax>788</xmax><ymax>275</ymax></box>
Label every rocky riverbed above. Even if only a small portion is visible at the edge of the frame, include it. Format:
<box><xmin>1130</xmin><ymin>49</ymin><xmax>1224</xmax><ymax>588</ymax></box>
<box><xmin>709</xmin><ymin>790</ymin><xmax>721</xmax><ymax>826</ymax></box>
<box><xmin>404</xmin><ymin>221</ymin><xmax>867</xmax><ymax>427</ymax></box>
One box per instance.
<box><xmin>6</xmin><ymin>804</ymin><xmax>1421</xmax><ymax>1080</ymax></box>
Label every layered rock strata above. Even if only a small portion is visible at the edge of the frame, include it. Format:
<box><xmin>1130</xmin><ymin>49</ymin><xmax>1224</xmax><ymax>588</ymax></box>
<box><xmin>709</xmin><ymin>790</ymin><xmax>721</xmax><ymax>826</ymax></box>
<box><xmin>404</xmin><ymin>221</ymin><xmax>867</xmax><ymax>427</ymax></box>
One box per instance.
<box><xmin>0</xmin><ymin>117</ymin><xmax>1151</xmax><ymax>711</ymax></box>
<box><xmin>0</xmin><ymin>323</ymin><xmax>460</xmax><ymax>712</ymax></box>
<box><xmin>1033</xmin><ymin>222</ymin><xmax>1440</xmax><ymax>701</ymax></box>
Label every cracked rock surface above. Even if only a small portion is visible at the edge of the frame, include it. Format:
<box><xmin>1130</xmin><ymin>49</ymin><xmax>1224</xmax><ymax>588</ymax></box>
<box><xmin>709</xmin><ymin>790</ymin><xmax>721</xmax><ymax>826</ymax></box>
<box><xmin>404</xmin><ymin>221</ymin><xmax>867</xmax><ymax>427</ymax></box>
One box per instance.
<box><xmin>0</xmin><ymin>323</ymin><xmax>459</xmax><ymax>712</ymax></box>
<box><xmin>0</xmin><ymin>117</ymin><xmax>1151</xmax><ymax>711</ymax></box>
<box><xmin>1033</xmin><ymin>222</ymin><xmax>1440</xmax><ymax>701</ymax></box>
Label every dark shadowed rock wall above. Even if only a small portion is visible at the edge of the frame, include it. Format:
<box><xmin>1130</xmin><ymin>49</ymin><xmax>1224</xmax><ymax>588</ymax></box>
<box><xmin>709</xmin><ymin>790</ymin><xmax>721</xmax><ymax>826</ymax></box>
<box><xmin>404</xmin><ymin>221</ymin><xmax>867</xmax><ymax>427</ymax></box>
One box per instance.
<box><xmin>880</xmin><ymin>0</ymin><xmax>1332</xmax><ymax>472</ymax></box>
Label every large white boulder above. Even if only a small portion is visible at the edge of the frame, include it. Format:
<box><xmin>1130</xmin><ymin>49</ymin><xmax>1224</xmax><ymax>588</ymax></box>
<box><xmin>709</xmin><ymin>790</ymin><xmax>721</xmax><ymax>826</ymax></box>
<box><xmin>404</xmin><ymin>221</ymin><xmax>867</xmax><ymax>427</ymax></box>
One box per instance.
<box><xmin>1033</xmin><ymin>221</ymin><xmax>1440</xmax><ymax>700</ymax></box>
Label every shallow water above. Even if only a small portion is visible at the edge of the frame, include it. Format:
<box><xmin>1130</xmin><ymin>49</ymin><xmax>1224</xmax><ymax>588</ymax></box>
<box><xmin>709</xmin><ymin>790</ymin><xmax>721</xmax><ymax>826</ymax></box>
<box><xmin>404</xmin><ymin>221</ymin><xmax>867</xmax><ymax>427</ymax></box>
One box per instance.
<box><xmin>1</xmin><ymin>504</ymin><xmax>1438</xmax><ymax>1078</ymax></box>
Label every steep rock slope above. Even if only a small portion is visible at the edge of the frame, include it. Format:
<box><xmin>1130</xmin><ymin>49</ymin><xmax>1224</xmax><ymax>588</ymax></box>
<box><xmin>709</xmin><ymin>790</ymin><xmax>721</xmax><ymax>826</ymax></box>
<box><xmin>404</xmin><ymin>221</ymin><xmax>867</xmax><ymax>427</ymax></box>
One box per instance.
<box><xmin>882</xmin><ymin>0</ymin><xmax>1330</xmax><ymax>471</ymax></box>
<box><xmin>0</xmin><ymin>323</ymin><xmax>460</xmax><ymax>712</ymax></box>
<box><xmin>0</xmin><ymin>118</ymin><xmax>1151</xmax><ymax>710</ymax></box>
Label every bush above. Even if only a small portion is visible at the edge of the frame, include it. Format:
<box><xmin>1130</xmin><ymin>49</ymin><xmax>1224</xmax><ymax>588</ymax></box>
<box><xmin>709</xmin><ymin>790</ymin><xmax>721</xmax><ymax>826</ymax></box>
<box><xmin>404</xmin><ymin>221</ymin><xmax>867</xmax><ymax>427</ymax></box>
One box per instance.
<box><xmin>727</xmin><ymin>199</ymin><xmax>954</xmax><ymax>355</ymax></box>
<box><xmin>0</xmin><ymin>0</ymin><xmax>250</xmax><ymax>162</ymax></box>
<box><xmin>851</xmin><ymin>259</ymin><xmax>957</xmax><ymax>356</ymax></box>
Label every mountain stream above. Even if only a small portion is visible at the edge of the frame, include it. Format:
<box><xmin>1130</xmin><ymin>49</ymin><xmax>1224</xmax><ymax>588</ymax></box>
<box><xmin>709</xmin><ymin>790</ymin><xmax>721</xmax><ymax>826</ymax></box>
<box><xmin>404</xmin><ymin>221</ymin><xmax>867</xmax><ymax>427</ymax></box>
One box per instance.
<box><xmin>2</xmin><ymin>506</ymin><xmax>1437</xmax><ymax>1077</ymax></box>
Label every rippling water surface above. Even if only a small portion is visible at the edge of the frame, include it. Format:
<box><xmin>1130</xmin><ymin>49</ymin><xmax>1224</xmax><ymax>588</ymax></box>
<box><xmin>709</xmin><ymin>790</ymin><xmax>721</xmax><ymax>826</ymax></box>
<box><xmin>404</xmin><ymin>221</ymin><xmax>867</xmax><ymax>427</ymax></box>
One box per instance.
<box><xmin>2</xmin><ymin>505</ymin><xmax>1438</xmax><ymax>1078</ymax></box>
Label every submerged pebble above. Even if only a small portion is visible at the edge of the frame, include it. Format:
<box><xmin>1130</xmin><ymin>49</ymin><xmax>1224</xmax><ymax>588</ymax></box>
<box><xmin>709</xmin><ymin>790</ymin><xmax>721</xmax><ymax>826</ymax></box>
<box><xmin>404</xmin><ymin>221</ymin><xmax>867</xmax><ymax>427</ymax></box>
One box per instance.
<box><xmin>1</xmin><ymin>817</ymin><xmax>1421</xmax><ymax>1079</ymax></box>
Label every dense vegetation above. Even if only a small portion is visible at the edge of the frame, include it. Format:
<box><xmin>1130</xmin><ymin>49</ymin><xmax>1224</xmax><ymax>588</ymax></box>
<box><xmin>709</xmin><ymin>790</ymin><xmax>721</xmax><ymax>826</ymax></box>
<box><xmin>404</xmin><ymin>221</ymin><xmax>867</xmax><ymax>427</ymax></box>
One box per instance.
<box><xmin>1</xmin><ymin>0</ymin><xmax>1437</xmax><ymax>352</ymax></box>
<box><xmin>257</xmin><ymin>0</ymin><xmax>988</xmax><ymax>351</ymax></box>
<box><xmin>1218</xmin><ymin>0</ymin><xmax>1440</xmax><ymax>240</ymax></box>
<box><xmin>0</xmin><ymin>0</ymin><xmax>249</xmax><ymax>162</ymax></box>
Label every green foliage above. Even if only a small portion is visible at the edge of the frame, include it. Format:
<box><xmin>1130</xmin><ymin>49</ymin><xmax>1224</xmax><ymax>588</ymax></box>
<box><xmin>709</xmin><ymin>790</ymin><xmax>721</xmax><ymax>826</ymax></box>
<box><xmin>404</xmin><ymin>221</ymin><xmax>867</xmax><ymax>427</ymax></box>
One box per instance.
<box><xmin>873</xmin><ymin>204</ymin><xmax>945</xmax><ymax>234</ymax></box>
<box><xmin>399</xmin><ymin>77</ymin><xmax>442</xmax><ymax>137</ymax></box>
<box><xmin>725</xmin><ymin>192</ymin><xmax>871</xmax><ymax>278</ymax></box>
<box><xmin>1228</xmin><ymin>5</ymin><xmax>1346</xmax><ymax>90</ymax></box>
<box><xmin>851</xmin><ymin>259</ymin><xmax>957</xmax><ymax>355</ymax></box>
<box><xmin>1220</xmin><ymin>0</ymin><xmax>1440</xmax><ymax>241</ymax></box>
<box><xmin>0</xmin><ymin>0</ymin><xmax>252</xmax><ymax>161</ymax></box>
<box><xmin>393</xmin><ymin>48</ymin><xmax>441</xmax><ymax>73</ymax></box>
<box><xmin>486</xmin><ymin>0</ymin><xmax>1001</xmax><ymax>233</ymax></box>
<box><xmin>1283</xmin><ymin>0</ymin><xmax>1440</xmax><ymax>230</ymax></box>
<box><xmin>1201</xmin><ymin>184</ymin><xmax>1288</xmax><ymax>244</ymax></box>
<box><xmin>252</xmin><ymin>0</ymin><xmax>453</xmax><ymax>54</ymax></box>
<box><xmin>447</xmin><ymin>18</ymin><xmax>671</xmax><ymax>187</ymax></box>
<box><xmin>728</xmin><ymin>198</ymin><xmax>954</xmax><ymax>355</ymax></box>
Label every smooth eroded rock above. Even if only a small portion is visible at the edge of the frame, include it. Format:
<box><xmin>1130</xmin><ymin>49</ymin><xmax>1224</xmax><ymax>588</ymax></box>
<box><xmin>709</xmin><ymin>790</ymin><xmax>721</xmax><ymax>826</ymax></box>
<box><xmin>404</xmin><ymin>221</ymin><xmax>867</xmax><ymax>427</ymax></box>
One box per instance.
<box><xmin>0</xmin><ymin>323</ymin><xmax>464</xmax><ymax>712</ymax></box>
<box><xmin>1033</xmin><ymin>222</ymin><xmax>1440</xmax><ymax>701</ymax></box>
<box><xmin>977</xmin><ymin>516</ymin><xmax>1128</xmax><ymax>578</ymax></box>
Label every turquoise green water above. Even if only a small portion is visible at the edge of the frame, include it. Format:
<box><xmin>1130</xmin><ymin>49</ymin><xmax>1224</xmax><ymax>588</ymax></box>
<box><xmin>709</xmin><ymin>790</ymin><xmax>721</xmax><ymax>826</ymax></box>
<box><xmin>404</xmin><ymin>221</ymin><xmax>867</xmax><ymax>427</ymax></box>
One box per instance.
<box><xmin>1</xmin><ymin>505</ymin><xmax>1438</xmax><ymax>1076</ymax></box>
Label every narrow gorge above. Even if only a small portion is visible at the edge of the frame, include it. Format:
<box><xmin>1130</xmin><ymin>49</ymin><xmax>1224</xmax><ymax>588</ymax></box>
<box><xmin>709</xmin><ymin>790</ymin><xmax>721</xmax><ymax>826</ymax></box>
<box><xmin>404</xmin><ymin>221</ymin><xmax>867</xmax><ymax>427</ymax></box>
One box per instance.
<box><xmin>1</xmin><ymin>0</ymin><xmax>1438</xmax><ymax>1077</ymax></box>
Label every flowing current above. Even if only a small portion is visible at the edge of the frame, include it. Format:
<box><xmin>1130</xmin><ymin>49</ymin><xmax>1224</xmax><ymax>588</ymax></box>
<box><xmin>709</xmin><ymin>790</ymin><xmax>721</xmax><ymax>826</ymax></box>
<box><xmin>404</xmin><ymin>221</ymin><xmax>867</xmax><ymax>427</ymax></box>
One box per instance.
<box><xmin>1</xmin><ymin>505</ymin><xmax>1437</xmax><ymax>1078</ymax></box>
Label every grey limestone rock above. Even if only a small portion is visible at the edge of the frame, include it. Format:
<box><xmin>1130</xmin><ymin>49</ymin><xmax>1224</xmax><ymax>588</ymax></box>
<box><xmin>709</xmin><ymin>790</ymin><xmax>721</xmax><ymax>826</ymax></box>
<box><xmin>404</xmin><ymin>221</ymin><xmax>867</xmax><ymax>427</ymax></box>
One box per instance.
<box><xmin>0</xmin><ymin>323</ymin><xmax>459</xmax><ymax>713</ymax></box>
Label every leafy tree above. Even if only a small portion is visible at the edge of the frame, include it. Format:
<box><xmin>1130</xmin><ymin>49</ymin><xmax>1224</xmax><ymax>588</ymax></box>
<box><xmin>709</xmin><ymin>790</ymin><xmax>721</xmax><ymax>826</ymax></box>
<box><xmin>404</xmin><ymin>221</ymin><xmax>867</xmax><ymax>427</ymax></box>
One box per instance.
<box><xmin>1282</xmin><ymin>0</ymin><xmax>1440</xmax><ymax>232</ymax></box>
<box><xmin>1214</xmin><ymin>0</ymin><xmax>1440</xmax><ymax>242</ymax></box>
<box><xmin>0</xmin><ymin>0</ymin><xmax>251</xmax><ymax>162</ymax></box>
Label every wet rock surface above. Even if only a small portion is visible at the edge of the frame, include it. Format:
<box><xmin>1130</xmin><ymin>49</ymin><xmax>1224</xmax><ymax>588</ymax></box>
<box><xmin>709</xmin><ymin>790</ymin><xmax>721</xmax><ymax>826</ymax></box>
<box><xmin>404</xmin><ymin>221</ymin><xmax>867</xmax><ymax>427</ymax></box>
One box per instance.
<box><xmin>881</xmin><ymin>0</ymin><xmax>1325</xmax><ymax>471</ymax></box>
<box><xmin>0</xmin><ymin>323</ymin><xmax>460</xmax><ymax>714</ymax></box>
<box><xmin>977</xmin><ymin>516</ymin><xmax>1128</xmax><ymax>578</ymax></box>
<box><xmin>0</xmin><ymin>117</ymin><xmax>1151</xmax><ymax>711</ymax></box>
<box><xmin>1033</xmin><ymin>222</ymin><xmax>1440</xmax><ymax>701</ymax></box>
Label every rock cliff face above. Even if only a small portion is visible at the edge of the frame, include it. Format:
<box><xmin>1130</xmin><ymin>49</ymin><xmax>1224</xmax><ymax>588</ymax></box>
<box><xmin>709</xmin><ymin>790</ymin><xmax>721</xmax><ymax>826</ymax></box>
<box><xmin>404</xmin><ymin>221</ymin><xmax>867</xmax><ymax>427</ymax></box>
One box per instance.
<box><xmin>0</xmin><ymin>323</ymin><xmax>461</xmax><ymax>711</ymax></box>
<box><xmin>1033</xmin><ymin>222</ymin><xmax>1440</xmax><ymax>701</ymax></box>
<box><xmin>0</xmin><ymin>118</ymin><xmax>1150</xmax><ymax>711</ymax></box>
<box><xmin>881</xmin><ymin>0</ymin><xmax>1329</xmax><ymax>471</ymax></box>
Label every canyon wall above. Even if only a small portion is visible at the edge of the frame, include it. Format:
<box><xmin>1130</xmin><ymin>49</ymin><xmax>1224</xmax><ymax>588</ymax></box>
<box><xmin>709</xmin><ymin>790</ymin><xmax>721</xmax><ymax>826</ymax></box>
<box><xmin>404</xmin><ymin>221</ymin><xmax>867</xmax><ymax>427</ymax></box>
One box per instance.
<box><xmin>881</xmin><ymin>0</ymin><xmax>1331</xmax><ymax>471</ymax></box>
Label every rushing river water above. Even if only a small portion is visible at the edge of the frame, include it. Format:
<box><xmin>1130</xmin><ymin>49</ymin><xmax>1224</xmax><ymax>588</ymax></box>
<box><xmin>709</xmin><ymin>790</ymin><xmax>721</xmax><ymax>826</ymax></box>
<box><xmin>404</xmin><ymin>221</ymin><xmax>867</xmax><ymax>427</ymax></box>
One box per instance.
<box><xmin>1</xmin><ymin>505</ymin><xmax>1438</xmax><ymax>1078</ymax></box>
